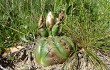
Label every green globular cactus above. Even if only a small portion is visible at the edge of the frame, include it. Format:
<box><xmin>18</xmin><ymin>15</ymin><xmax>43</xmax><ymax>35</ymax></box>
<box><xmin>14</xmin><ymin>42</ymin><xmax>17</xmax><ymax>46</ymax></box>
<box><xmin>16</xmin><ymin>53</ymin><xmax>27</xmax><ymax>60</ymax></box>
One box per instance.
<box><xmin>34</xmin><ymin>11</ymin><xmax>75</xmax><ymax>66</ymax></box>
<box><xmin>34</xmin><ymin>36</ymin><xmax>74</xmax><ymax>66</ymax></box>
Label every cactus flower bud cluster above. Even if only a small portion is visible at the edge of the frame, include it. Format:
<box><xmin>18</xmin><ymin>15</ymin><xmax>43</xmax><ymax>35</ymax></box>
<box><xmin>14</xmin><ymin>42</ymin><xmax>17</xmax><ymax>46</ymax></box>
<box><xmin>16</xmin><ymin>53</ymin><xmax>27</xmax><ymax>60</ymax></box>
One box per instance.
<box><xmin>34</xmin><ymin>11</ymin><xmax>74</xmax><ymax>66</ymax></box>
<box><xmin>38</xmin><ymin>11</ymin><xmax>65</xmax><ymax>37</ymax></box>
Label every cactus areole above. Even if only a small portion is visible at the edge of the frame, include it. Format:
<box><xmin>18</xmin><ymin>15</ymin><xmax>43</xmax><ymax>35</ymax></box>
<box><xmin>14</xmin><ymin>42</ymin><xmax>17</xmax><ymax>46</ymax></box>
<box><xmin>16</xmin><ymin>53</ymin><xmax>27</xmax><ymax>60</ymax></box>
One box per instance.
<box><xmin>34</xmin><ymin>11</ymin><xmax>74</xmax><ymax>66</ymax></box>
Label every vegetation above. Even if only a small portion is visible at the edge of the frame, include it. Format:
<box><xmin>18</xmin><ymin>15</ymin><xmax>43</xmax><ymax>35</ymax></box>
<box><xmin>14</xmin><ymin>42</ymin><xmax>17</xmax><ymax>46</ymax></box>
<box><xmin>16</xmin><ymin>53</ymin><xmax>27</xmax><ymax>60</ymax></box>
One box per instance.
<box><xmin>62</xmin><ymin>0</ymin><xmax>110</xmax><ymax>70</ymax></box>
<box><xmin>0</xmin><ymin>0</ymin><xmax>110</xmax><ymax>70</ymax></box>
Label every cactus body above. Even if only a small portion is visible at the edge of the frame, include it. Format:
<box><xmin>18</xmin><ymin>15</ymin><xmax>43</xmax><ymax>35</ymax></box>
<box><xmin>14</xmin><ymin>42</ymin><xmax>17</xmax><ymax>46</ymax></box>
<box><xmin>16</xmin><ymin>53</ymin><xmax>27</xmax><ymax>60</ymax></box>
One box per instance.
<box><xmin>34</xmin><ymin>36</ymin><xmax>74</xmax><ymax>66</ymax></box>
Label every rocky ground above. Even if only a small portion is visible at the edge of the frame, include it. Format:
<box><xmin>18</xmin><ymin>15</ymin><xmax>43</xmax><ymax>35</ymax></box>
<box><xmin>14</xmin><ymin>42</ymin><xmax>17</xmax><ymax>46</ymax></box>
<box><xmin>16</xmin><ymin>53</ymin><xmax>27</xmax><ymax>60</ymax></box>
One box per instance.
<box><xmin>0</xmin><ymin>40</ymin><xmax>110</xmax><ymax>70</ymax></box>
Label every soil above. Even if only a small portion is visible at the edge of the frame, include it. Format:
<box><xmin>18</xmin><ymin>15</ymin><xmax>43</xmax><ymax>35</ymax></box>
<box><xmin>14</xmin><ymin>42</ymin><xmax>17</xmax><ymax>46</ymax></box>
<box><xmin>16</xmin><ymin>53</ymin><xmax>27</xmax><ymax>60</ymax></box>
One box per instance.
<box><xmin>0</xmin><ymin>40</ymin><xmax>110</xmax><ymax>70</ymax></box>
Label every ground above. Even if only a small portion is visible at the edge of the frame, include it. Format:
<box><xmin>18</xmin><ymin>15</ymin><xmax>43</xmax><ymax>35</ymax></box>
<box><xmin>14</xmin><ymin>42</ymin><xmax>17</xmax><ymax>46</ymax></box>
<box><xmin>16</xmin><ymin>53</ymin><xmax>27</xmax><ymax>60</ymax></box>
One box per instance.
<box><xmin>0</xmin><ymin>40</ymin><xmax>110</xmax><ymax>70</ymax></box>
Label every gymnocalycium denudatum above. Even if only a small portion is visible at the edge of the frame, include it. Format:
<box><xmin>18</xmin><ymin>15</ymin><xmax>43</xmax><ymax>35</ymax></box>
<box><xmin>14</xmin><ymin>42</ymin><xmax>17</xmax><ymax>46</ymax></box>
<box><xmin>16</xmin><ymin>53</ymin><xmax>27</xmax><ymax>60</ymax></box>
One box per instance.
<box><xmin>34</xmin><ymin>11</ymin><xmax>75</xmax><ymax>66</ymax></box>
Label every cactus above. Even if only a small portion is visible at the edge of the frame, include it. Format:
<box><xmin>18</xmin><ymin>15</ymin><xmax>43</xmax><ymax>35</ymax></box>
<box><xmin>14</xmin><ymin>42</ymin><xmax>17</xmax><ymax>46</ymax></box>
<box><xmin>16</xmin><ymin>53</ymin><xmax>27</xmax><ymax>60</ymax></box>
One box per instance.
<box><xmin>34</xmin><ymin>36</ymin><xmax>74</xmax><ymax>66</ymax></box>
<box><xmin>34</xmin><ymin>11</ymin><xmax>74</xmax><ymax>66</ymax></box>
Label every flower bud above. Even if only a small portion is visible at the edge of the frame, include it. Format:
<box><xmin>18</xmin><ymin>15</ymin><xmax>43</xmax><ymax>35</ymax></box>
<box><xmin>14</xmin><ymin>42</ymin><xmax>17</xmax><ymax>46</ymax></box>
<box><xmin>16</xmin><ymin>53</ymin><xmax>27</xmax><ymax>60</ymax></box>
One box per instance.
<box><xmin>46</xmin><ymin>12</ymin><xmax>55</xmax><ymax>30</ymax></box>
<box><xmin>56</xmin><ymin>10</ymin><xmax>65</xmax><ymax>24</ymax></box>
